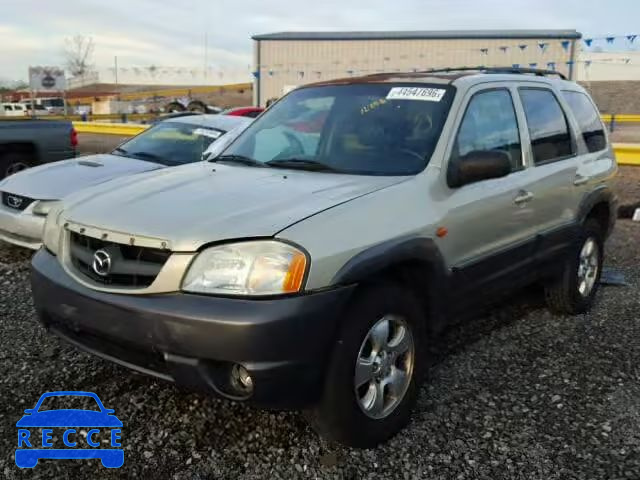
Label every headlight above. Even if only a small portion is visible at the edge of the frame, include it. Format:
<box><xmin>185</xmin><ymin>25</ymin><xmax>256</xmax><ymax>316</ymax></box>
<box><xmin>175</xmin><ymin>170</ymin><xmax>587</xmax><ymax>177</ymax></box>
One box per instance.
<box><xmin>42</xmin><ymin>206</ymin><xmax>64</xmax><ymax>255</ymax></box>
<box><xmin>182</xmin><ymin>240</ymin><xmax>307</xmax><ymax>296</ymax></box>
<box><xmin>32</xmin><ymin>200</ymin><xmax>62</xmax><ymax>216</ymax></box>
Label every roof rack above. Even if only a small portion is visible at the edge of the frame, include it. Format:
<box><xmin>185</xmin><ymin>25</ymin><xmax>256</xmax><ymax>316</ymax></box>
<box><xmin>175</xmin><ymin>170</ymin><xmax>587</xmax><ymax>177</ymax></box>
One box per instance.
<box><xmin>422</xmin><ymin>66</ymin><xmax>567</xmax><ymax>80</ymax></box>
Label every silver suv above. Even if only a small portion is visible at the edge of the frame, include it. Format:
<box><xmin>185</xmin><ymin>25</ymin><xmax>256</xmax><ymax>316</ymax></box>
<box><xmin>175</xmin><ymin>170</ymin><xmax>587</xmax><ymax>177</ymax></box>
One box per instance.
<box><xmin>31</xmin><ymin>68</ymin><xmax>617</xmax><ymax>448</ymax></box>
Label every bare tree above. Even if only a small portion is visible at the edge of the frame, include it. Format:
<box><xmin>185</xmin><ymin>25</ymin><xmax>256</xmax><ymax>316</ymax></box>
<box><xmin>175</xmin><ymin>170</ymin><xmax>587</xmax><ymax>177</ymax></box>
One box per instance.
<box><xmin>64</xmin><ymin>35</ymin><xmax>95</xmax><ymax>77</ymax></box>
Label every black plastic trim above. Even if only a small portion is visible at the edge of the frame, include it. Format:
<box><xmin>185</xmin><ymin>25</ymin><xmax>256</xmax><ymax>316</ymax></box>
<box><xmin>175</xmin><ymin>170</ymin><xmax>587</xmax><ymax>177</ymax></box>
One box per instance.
<box><xmin>332</xmin><ymin>236</ymin><xmax>449</xmax><ymax>332</ymax></box>
<box><xmin>30</xmin><ymin>249</ymin><xmax>355</xmax><ymax>409</ymax></box>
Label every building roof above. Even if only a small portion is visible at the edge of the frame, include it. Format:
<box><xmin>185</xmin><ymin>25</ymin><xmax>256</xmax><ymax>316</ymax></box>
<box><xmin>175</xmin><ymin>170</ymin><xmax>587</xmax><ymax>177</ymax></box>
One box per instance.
<box><xmin>252</xmin><ymin>29</ymin><xmax>582</xmax><ymax>41</ymax></box>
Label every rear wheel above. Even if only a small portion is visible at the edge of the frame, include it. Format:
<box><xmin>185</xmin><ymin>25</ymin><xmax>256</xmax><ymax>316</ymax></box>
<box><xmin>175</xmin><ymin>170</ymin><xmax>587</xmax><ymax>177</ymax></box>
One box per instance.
<box><xmin>165</xmin><ymin>102</ymin><xmax>185</xmax><ymax>113</ymax></box>
<box><xmin>545</xmin><ymin>219</ymin><xmax>604</xmax><ymax>314</ymax></box>
<box><xmin>187</xmin><ymin>101</ymin><xmax>207</xmax><ymax>113</ymax></box>
<box><xmin>304</xmin><ymin>282</ymin><xmax>426</xmax><ymax>448</ymax></box>
<box><xmin>0</xmin><ymin>152</ymin><xmax>34</xmax><ymax>179</ymax></box>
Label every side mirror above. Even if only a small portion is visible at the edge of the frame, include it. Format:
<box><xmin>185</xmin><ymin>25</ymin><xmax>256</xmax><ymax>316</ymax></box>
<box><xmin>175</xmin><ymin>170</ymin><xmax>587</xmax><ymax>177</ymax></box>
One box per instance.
<box><xmin>447</xmin><ymin>150</ymin><xmax>512</xmax><ymax>188</ymax></box>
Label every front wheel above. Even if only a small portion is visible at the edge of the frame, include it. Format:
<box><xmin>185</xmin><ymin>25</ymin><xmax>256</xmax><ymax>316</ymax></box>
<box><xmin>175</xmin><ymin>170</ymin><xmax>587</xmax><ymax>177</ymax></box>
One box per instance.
<box><xmin>304</xmin><ymin>282</ymin><xmax>425</xmax><ymax>448</ymax></box>
<box><xmin>545</xmin><ymin>219</ymin><xmax>604</xmax><ymax>314</ymax></box>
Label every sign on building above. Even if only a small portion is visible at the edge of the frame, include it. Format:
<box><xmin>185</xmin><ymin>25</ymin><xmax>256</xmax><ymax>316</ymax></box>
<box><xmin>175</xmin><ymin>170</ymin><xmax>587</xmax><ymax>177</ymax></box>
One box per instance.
<box><xmin>28</xmin><ymin>67</ymin><xmax>67</xmax><ymax>91</ymax></box>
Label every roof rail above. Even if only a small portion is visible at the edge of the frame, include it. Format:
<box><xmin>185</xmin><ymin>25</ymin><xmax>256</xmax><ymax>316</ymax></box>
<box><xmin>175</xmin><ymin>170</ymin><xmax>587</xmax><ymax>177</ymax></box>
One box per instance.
<box><xmin>422</xmin><ymin>66</ymin><xmax>567</xmax><ymax>80</ymax></box>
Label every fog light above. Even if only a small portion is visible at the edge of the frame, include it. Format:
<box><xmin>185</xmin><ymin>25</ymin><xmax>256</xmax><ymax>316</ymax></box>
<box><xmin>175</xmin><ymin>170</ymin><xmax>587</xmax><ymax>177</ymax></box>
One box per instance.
<box><xmin>231</xmin><ymin>364</ymin><xmax>254</xmax><ymax>394</ymax></box>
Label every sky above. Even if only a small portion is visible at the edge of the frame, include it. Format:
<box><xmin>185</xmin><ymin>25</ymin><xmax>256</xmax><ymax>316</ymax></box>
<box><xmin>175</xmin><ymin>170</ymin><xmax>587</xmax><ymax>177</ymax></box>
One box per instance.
<box><xmin>0</xmin><ymin>0</ymin><xmax>638</xmax><ymax>83</ymax></box>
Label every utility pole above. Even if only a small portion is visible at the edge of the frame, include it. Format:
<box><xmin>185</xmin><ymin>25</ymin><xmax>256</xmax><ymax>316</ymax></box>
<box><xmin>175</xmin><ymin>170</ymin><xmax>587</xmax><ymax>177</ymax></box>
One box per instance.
<box><xmin>114</xmin><ymin>56</ymin><xmax>118</xmax><ymax>85</ymax></box>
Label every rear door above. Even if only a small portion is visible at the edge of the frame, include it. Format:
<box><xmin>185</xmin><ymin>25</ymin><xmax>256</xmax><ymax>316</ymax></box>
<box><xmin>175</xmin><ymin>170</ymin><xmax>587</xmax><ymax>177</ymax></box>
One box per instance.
<box><xmin>513</xmin><ymin>85</ymin><xmax>583</xmax><ymax>253</ymax></box>
<box><xmin>560</xmin><ymin>89</ymin><xmax>615</xmax><ymax>197</ymax></box>
<box><xmin>438</xmin><ymin>83</ymin><xmax>536</xmax><ymax>295</ymax></box>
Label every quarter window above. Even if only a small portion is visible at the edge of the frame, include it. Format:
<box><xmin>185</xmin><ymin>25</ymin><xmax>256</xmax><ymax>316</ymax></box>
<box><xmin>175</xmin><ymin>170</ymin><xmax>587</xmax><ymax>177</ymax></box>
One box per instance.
<box><xmin>519</xmin><ymin>88</ymin><xmax>573</xmax><ymax>164</ymax></box>
<box><xmin>452</xmin><ymin>89</ymin><xmax>522</xmax><ymax>171</ymax></box>
<box><xmin>562</xmin><ymin>91</ymin><xmax>607</xmax><ymax>153</ymax></box>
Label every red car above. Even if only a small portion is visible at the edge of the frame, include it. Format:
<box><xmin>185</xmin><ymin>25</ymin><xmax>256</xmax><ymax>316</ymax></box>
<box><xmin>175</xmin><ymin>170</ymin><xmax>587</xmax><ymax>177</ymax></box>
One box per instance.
<box><xmin>223</xmin><ymin>107</ymin><xmax>264</xmax><ymax>118</ymax></box>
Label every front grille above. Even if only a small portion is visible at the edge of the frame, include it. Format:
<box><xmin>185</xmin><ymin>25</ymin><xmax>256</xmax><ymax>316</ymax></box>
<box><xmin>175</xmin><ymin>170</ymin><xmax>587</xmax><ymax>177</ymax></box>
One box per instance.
<box><xmin>69</xmin><ymin>232</ymin><xmax>171</xmax><ymax>288</ymax></box>
<box><xmin>1</xmin><ymin>191</ymin><xmax>34</xmax><ymax>211</ymax></box>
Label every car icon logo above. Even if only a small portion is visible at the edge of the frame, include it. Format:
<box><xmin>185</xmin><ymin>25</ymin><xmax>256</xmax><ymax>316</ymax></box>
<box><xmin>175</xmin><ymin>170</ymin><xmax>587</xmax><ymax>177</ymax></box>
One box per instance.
<box><xmin>15</xmin><ymin>391</ymin><xmax>124</xmax><ymax>468</ymax></box>
<box><xmin>92</xmin><ymin>250</ymin><xmax>112</xmax><ymax>277</ymax></box>
<box><xmin>7</xmin><ymin>195</ymin><xmax>23</xmax><ymax>209</ymax></box>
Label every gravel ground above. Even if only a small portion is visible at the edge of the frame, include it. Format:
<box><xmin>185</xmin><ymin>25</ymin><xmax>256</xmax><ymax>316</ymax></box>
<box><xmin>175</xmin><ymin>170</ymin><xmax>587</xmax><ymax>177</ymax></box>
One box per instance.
<box><xmin>0</xmin><ymin>173</ymin><xmax>639</xmax><ymax>478</ymax></box>
<box><xmin>614</xmin><ymin>166</ymin><xmax>640</xmax><ymax>214</ymax></box>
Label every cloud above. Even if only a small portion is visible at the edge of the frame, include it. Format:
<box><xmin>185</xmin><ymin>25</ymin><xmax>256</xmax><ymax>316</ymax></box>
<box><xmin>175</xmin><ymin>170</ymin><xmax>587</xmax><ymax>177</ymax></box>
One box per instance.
<box><xmin>0</xmin><ymin>0</ymin><xmax>637</xmax><ymax>81</ymax></box>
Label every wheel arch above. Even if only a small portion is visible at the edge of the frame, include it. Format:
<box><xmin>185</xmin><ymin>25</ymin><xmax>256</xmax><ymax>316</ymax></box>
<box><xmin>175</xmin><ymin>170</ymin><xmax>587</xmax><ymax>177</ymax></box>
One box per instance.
<box><xmin>331</xmin><ymin>237</ymin><xmax>450</xmax><ymax>334</ymax></box>
<box><xmin>577</xmin><ymin>186</ymin><xmax>617</xmax><ymax>238</ymax></box>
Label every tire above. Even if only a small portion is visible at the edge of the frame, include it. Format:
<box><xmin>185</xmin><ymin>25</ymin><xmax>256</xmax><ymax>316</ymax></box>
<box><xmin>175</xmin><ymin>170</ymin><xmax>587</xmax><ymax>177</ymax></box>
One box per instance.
<box><xmin>544</xmin><ymin>219</ymin><xmax>604</xmax><ymax>314</ymax></box>
<box><xmin>304</xmin><ymin>282</ymin><xmax>426</xmax><ymax>448</ymax></box>
<box><xmin>187</xmin><ymin>101</ymin><xmax>207</xmax><ymax>113</ymax></box>
<box><xmin>165</xmin><ymin>102</ymin><xmax>185</xmax><ymax>113</ymax></box>
<box><xmin>0</xmin><ymin>152</ymin><xmax>34</xmax><ymax>179</ymax></box>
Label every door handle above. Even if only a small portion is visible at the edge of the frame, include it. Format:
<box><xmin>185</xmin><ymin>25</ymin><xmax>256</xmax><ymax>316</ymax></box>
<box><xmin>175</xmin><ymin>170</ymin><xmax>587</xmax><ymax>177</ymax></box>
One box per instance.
<box><xmin>514</xmin><ymin>190</ymin><xmax>534</xmax><ymax>205</ymax></box>
<box><xmin>574</xmin><ymin>175</ymin><xmax>589</xmax><ymax>186</ymax></box>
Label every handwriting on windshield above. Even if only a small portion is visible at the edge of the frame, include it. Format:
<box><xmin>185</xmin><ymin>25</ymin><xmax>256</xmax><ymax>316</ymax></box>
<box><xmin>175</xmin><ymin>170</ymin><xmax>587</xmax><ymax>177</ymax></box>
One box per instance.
<box><xmin>360</xmin><ymin>98</ymin><xmax>388</xmax><ymax>115</ymax></box>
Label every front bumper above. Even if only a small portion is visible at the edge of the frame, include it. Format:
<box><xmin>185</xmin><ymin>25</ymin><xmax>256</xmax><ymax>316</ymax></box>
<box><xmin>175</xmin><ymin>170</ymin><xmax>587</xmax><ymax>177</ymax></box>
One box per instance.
<box><xmin>0</xmin><ymin>204</ymin><xmax>44</xmax><ymax>250</ymax></box>
<box><xmin>31</xmin><ymin>249</ymin><xmax>355</xmax><ymax>409</ymax></box>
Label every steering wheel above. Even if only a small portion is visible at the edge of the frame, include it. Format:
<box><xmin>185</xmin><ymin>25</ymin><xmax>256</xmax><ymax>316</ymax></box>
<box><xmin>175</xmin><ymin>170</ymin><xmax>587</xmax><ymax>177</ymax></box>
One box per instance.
<box><xmin>399</xmin><ymin>148</ymin><xmax>425</xmax><ymax>162</ymax></box>
<box><xmin>282</xmin><ymin>131</ymin><xmax>305</xmax><ymax>155</ymax></box>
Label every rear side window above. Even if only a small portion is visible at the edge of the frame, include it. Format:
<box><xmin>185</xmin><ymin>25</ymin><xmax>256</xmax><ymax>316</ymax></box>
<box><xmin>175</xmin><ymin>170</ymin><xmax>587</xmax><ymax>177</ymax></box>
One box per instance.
<box><xmin>519</xmin><ymin>88</ymin><xmax>573</xmax><ymax>164</ymax></box>
<box><xmin>452</xmin><ymin>89</ymin><xmax>522</xmax><ymax>171</ymax></box>
<box><xmin>562</xmin><ymin>91</ymin><xmax>607</xmax><ymax>153</ymax></box>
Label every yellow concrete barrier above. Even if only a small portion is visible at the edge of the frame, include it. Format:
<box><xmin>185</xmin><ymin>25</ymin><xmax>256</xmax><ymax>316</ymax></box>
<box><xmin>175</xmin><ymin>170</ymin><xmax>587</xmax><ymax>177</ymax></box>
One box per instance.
<box><xmin>602</xmin><ymin>114</ymin><xmax>640</xmax><ymax>123</ymax></box>
<box><xmin>72</xmin><ymin>122</ymin><xmax>148</xmax><ymax>136</ymax></box>
<box><xmin>614</xmin><ymin>143</ymin><xmax>640</xmax><ymax>166</ymax></box>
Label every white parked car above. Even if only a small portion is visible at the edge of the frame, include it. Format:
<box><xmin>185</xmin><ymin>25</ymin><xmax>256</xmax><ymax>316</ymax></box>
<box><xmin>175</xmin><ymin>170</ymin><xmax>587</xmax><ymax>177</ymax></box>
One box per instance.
<box><xmin>0</xmin><ymin>114</ymin><xmax>251</xmax><ymax>249</ymax></box>
<box><xmin>1</xmin><ymin>103</ymin><xmax>27</xmax><ymax>117</ymax></box>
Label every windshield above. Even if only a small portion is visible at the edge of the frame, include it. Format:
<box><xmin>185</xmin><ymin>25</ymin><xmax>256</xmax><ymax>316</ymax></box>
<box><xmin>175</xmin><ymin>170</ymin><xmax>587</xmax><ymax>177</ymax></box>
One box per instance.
<box><xmin>37</xmin><ymin>395</ymin><xmax>101</xmax><ymax>412</ymax></box>
<box><xmin>222</xmin><ymin>83</ymin><xmax>454</xmax><ymax>175</ymax></box>
<box><xmin>114</xmin><ymin>121</ymin><xmax>225</xmax><ymax>166</ymax></box>
<box><xmin>41</xmin><ymin>98</ymin><xmax>64</xmax><ymax>108</ymax></box>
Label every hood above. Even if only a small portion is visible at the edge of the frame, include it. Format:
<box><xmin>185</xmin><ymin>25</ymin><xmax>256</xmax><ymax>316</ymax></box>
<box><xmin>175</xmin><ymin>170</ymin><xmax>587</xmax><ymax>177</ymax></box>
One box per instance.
<box><xmin>0</xmin><ymin>154</ymin><xmax>162</xmax><ymax>200</ymax></box>
<box><xmin>62</xmin><ymin>162</ymin><xmax>408</xmax><ymax>252</ymax></box>
<box><xmin>16</xmin><ymin>410</ymin><xmax>123</xmax><ymax>427</ymax></box>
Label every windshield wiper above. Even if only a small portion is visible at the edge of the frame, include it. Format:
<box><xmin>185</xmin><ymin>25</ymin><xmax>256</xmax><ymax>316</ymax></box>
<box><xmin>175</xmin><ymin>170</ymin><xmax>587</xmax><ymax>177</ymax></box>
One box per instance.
<box><xmin>130</xmin><ymin>151</ymin><xmax>163</xmax><ymax>161</ymax></box>
<box><xmin>265</xmin><ymin>158</ymin><xmax>340</xmax><ymax>172</ymax></box>
<box><xmin>213</xmin><ymin>154</ymin><xmax>268</xmax><ymax>168</ymax></box>
<box><xmin>112</xmin><ymin>147</ymin><xmax>129</xmax><ymax>156</ymax></box>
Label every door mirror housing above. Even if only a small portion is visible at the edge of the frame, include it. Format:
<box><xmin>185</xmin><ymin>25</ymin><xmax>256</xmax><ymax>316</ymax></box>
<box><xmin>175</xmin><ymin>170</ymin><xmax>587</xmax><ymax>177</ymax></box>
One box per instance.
<box><xmin>447</xmin><ymin>150</ymin><xmax>512</xmax><ymax>188</ymax></box>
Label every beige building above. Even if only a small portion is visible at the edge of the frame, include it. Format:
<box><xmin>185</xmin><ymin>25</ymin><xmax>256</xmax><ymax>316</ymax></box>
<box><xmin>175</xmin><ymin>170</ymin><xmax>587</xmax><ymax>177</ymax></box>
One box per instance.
<box><xmin>252</xmin><ymin>30</ymin><xmax>581</xmax><ymax>106</ymax></box>
<box><xmin>576</xmin><ymin>51</ymin><xmax>640</xmax><ymax>81</ymax></box>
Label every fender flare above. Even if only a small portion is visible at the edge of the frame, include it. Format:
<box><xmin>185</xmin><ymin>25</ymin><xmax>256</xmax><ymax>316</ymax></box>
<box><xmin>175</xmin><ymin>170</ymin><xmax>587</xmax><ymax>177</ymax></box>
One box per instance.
<box><xmin>331</xmin><ymin>236</ymin><xmax>450</xmax><ymax>333</ymax></box>
<box><xmin>576</xmin><ymin>186</ymin><xmax>617</xmax><ymax>236</ymax></box>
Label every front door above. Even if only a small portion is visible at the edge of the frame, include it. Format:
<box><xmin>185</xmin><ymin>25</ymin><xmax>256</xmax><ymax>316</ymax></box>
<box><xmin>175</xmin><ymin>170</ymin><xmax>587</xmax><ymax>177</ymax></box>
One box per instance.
<box><xmin>436</xmin><ymin>84</ymin><xmax>535</xmax><ymax>297</ymax></box>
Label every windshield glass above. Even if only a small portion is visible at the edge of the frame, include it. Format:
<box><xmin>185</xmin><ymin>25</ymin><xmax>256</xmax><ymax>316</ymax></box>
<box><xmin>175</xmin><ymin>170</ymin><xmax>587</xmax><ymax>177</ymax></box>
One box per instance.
<box><xmin>41</xmin><ymin>98</ymin><xmax>64</xmax><ymax>108</ymax></box>
<box><xmin>37</xmin><ymin>395</ymin><xmax>101</xmax><ymax>412</ymax></box>
<box><xmin>223</xmin><ymin>83</ymin><xmax>454</xmax><ymax>175</ymax></box>
<box><xmin>114</xmin><ymin>121</ymin><xmax>225</xmax><ymax>166</ymax></box>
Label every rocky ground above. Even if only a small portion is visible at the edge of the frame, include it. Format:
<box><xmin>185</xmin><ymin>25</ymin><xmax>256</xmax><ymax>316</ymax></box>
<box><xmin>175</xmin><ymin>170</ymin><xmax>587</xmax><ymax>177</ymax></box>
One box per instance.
<box><xmin>0</xmin><ymin>164</ymin><xmax>638</xmax><ymax>479</ymax></box>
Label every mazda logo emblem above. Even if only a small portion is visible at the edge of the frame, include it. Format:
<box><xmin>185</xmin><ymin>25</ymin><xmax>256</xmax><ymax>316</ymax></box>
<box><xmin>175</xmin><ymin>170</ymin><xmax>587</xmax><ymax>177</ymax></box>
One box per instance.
<box><xmin>7</xmin><ymin>195</ymin><xmax>23</xmax><ymax>209</ymax></box>
<box><xmin>92</xmin><ymin>249</ymin><xmax>112</xmax><ymax>277</ymax></box>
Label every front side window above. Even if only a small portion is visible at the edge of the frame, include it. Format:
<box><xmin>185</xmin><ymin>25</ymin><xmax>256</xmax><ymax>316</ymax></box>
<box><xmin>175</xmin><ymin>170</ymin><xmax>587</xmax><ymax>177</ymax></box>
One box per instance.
<box><xmin>452</xmin><ymin>89</ymin><xmax>522</xmax><ymax>171</ymax></box>
<box><xmin>562</xmin><ymin>91</ymin><xmax>607</xmax><ymax>153</ymax></box>
<box><xmin>222</xmin><ymin>83</ymin><xmax>456</xmax><ymax>175</ymax></box>
<box><xmin>519</xmin><ymin>88</ymin><xmax>573</xmax><ymax>164</ymax></box>
<box><xmin>113</xmin><ymin>122</ymin><xmax>226</xmax><ymax>166</ymax></box>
